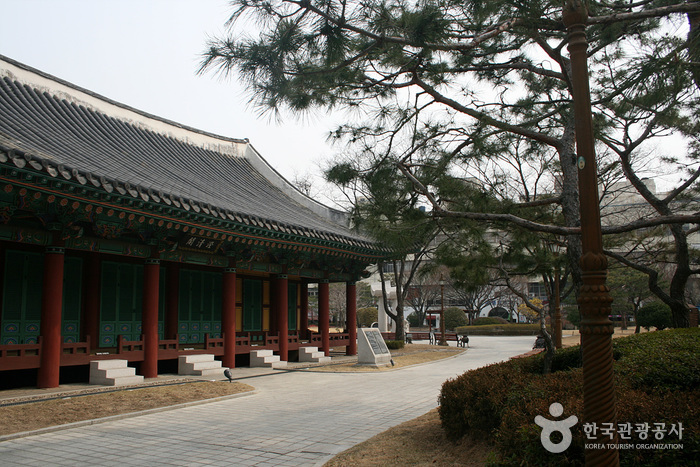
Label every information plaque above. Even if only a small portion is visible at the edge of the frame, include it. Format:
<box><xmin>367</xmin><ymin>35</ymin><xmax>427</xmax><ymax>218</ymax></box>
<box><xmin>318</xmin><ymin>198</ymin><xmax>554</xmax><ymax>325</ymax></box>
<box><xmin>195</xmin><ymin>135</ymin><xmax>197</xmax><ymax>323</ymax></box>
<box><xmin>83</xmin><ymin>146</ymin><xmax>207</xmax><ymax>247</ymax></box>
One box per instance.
<box><xmin>357</xmin><ymin>328</ymin><xmax>392</xmax><ymax>367</ymax></box>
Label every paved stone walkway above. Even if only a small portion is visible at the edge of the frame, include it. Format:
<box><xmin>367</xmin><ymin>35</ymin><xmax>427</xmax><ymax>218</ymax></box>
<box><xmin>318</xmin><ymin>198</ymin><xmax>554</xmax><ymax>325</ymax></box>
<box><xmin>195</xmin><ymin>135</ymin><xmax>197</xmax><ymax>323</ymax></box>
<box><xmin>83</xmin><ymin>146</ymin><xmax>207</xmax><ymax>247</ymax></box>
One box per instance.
<box><xmin>0</xmin><ymin>336</ymin><xmax>534</xmax><ymax>466</ymax></box>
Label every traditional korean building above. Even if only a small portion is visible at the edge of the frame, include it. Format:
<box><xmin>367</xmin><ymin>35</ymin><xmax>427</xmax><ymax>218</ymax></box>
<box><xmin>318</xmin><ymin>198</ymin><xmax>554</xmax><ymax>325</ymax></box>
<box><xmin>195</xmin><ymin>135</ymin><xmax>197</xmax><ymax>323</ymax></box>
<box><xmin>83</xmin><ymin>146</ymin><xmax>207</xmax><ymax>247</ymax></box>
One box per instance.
<box><xmin>0</xmin><ymin>55</ymin><xmax>384</xmax><ymax>388</ymax></box>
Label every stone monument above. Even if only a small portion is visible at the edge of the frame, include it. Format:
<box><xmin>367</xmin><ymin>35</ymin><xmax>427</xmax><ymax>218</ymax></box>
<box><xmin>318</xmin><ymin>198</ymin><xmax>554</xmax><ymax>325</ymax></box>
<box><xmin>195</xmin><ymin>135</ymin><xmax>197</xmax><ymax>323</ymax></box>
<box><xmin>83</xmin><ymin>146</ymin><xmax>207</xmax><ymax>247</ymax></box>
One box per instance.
<box><xmin>357</xmin><ymin>327</ymin><xmax>392</xmax><ymax>367</ymax></box>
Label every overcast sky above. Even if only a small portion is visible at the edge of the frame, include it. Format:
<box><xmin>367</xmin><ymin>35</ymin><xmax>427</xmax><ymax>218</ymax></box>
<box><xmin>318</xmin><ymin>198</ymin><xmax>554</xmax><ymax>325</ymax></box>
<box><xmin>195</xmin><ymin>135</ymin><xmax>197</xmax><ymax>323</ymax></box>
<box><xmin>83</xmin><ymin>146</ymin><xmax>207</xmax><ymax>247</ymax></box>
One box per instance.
<box><xmin>1</xmin><ymin>0</ymin><xmax>344</xmax><ymax>200</ymax></box>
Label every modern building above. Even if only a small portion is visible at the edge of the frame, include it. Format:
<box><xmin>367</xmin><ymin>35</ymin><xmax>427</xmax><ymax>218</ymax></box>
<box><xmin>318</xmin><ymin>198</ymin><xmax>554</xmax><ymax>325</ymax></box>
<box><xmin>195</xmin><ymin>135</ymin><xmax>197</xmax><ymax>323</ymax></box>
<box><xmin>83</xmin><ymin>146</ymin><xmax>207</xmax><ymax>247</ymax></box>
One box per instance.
<box><xmin>0</xmin><ymin>55</ymin><xmax>384</xmax><ymax>388</ymax></box>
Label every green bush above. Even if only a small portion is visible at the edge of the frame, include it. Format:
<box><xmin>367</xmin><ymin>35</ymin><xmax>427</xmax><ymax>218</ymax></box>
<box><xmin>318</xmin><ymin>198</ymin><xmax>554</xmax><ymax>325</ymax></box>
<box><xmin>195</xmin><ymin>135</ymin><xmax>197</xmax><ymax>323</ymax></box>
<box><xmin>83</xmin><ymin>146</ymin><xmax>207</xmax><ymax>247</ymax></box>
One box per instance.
<box><xmin>566</xmin><ymin>308</ymin><xmax>580</xmax><ymax>328</ymax></box>
<box><xmin>357</xmin><ymin>307</ymin><xmax>378</xmax><ymax>327</ymax></box>
<box><xmin>613</xmin><ymin>328</ymin><xmax>700</xmax><ymax>391</ymax></box>
<box><xmin>384</xmin><ymin>339</ymin><xmax>405</xmax><ymax>350</ymax></box>
<box><xmin>520</xmin><ymin>344</ymin><xmax>582</xmax><ymax>374</ymax></box>
<box><xmin>637</xmin><ymin>301</ymin><xmax>672</xmax><ymax>331</ymax></box>
<box><xmin>444</xmin><ymin>307</ymin><xmax>468</xmax><ymax>330</ymax></box>
<box><xmin>455</xmin><ymin>323</ymin><xmax>545</xmax><ymax>336</ymax></box>
<box><xmin>473</xmin><ymin>316</ymin><xmax>510</xmax><ymax>325</ymax></box>
<box><xmin>406</xmin><ymin>312</ymin><xmax>421</xmax><ymax>327</ymax></box>
<box><xmin>439</xmin><ymin>328</ymin><xmax>700</xmax><ymax>466</ymax></box>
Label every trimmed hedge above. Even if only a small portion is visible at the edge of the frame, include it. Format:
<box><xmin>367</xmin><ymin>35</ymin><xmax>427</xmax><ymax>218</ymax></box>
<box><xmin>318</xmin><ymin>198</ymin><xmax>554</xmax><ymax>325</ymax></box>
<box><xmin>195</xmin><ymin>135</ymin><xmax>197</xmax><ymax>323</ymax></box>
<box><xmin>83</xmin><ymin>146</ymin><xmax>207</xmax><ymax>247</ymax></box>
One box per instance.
<box><xmin>439</xmin><ymin>328</ymin><xmax>700</xmax><ymax>466</ymax></box>
<box><xmin>473</xmin><ymin>317</ymin><xmax>510</xmax><ymax>325</ymax></box>
<box><xmin>455</xmin><ymin>323</ymin><xmax>547</xmax><ymax>336</ymax></box>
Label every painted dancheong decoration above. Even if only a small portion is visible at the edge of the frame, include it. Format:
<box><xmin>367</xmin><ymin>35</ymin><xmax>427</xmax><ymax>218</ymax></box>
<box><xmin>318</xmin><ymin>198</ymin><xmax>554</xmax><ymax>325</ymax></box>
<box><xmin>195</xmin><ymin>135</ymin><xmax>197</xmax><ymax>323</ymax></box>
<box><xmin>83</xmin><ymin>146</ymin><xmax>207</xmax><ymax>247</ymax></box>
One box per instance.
<box><xmin>0</xmin><ymin>55</ymin><xmax>386</xmax><ymax>388</ymax></box>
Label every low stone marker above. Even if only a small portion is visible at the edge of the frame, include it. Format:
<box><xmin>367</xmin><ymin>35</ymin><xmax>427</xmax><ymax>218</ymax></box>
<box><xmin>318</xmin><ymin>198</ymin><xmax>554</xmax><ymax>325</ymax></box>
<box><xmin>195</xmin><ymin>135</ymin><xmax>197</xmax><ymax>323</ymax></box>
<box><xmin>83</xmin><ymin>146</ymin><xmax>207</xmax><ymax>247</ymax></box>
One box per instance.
<box><xmin>357</xmin><ymin>327</ymin><xmax>392</xmax><ymax>367</ymax></box>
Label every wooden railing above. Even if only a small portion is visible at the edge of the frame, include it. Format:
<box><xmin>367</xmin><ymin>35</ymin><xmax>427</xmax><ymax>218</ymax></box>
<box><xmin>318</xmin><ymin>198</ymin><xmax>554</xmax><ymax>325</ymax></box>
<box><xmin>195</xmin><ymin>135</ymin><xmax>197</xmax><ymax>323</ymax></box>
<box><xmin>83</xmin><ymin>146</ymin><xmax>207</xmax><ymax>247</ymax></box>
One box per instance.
<box><xmin>0</xmin><ymin>341</ymin><xmax>41</xmax><ymax>370</ymax></box>
<box><xmin>117</xmin><ymin>335</ymin><xmax>143</xmax><ymax>353</ymax></box>
<box><xmin>62</xmin><ymin>336</ymin><xmax>91</xmax><ymax>356</ymax></box>
<box><xmin>0</xmin><ymin>328</ymin><xmax>356</xmax><ymax>371</ymax></box>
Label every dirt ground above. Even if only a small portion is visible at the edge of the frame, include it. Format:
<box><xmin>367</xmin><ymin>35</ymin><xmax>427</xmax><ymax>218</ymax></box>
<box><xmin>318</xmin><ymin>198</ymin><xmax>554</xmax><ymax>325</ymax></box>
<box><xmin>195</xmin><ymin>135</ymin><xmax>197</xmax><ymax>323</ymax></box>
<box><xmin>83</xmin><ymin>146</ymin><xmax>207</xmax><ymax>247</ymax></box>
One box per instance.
<box><xmin>0</xmin><ymin>381</ymin><xmax>253</xmax><ymax>436</ymax></box>
<box><xmin>560</xmin><ymin>327</ymin><xmax>645</xmax><ymax>348</ymax></box>
<box><xmin>314</xmin><ymin>344</ymin><xmax>465</xmax><ymax>372</ymax></box>
<box><xmin>324</xmin><ymin>409</ymin><xmax>491</xmax><ymax>466</ymax></box>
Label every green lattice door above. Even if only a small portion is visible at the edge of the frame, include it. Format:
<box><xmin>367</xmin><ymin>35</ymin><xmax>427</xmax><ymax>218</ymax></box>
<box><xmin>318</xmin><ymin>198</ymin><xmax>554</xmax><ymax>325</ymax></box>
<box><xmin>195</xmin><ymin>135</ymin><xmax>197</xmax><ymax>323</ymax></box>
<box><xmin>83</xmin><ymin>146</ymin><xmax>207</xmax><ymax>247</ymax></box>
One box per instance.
<box><xmin>243</xmin><ymin>279</ymin><xmax>262</xmax><ymax>334</ymax></box>
<box><xmin>1</xmin><ymin>251</ymin><xmax>83</xmax><ymax>345</ymax></box>
<box><xmin>178</xmin><ymin>269</ymin><xmax>222</xmax><ymax>344</ymax></box>
<box><xmin>288</xmin><ymin>283</ymin><xmax>297</xmax><ymax>331</ymax></box>
<box><xmin>1</xmin><ymin>250</ymin><xmax>43</xmax><ymax>344</ymax></box>
<box><xmin>61</xmin><ymin>257</ymin><xmax>83</xmax><ymax>343</ymax></box>
<box><xmin>100</xmin><ymin>262</ymin><xmax>143</xmax><ymax>347</ymax></box>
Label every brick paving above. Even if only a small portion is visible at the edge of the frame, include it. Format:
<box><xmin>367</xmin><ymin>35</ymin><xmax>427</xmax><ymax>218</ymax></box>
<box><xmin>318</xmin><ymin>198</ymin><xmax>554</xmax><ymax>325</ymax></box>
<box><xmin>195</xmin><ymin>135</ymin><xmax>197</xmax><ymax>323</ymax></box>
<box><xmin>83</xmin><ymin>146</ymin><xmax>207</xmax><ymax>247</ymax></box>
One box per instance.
<box><xmin>0</xmin><ymin>336</ymin><xmax>534</xmax><ymax>466</ymax></box>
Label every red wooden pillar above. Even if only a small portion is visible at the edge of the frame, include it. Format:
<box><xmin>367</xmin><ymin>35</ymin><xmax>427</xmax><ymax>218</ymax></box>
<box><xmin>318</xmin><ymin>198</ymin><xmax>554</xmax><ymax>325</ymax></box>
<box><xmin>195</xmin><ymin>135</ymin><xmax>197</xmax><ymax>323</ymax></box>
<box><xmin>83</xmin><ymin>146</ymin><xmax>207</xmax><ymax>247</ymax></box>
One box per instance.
<box><xmin>222</xmin><ymin>266</ymin><xmax>237</xmax><ymax>368</ymax></box>
<box><xmin>319</xmin><ymin>280</ymin><xmax>330</xmax><ymax>356</ymax></box>
<box><xmin>300</xmin><ymin>282</ymin><xmax>309</xmax><ymax>338</ymax></box>
<box><xmin>82</xmin><ymin>254</ymin><xmax>101</xmax><ymax>350</ymax></box>
<box><xmin>275</xmin><ymin>274</ymin><xmax>289</xmax><ymax>361</ymax></box>
<box><xmin>141</xmin><ymin>257</ymin><xmax>160</xmax><ymax>378</ymax></box>
<box><xmin>165</xmin><ymin>262</ymin><xmax>179</xmax><ymax>340</ymax></box>
<box><xmin>38</xmin><ymin>246</ymin><xmax>65</xmax><ymax>389</ymax></box>
<box><xmin>346</xmin><ymin>281</ymin><xmax>357</xmax><ymax>356</ymax></box>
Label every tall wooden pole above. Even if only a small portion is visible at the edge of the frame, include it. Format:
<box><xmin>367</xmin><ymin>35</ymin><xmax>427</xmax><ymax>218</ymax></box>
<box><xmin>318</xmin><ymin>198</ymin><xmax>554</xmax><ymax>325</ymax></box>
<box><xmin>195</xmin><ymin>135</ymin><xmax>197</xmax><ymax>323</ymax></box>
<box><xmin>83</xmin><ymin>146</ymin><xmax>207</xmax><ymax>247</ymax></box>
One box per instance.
<box><xmin>554</xmin><ymin>268</ymin><xmax>562</xmax><ymax>349</ymax></box>
<box><xmin>319</xmin><ymin>280</ymin><xmax>330</xmax><ymax>356</ymax></box>
<box><xmin>141</xmin><ymin>257</ymin><xmax>160</xmax><ymax>379</ymax></box>
<box><xmin>346</xmin><ymin>281</ymin><xmax>357</xmax><ymax>356</ymax></box>
<box><xmin>439</xmin><ymin>276</ymin><xmax>447</xmax><ymax>346</ymax></box>
<box><xmin>276</xmin><ymin>274</ymin><xmax>289</xmax><ymax>361</ymax></box>
<box><xmin>300</xmin><ymin>282</ymin><xmax>309</xmax><ymax>339</ymax></box>
<box><xmin>37</xmin><ymin>245</ymin><xmax>65</xmax><ymax>388</ymax></box>
<box><xmin>222</xmin><ymin>265</ymin><xmax>237</xmax><ymax>368</ymax></box>
<box><xmin>563</xmin><ymin>2</ymin><xmax>619</xmax><ymax>465</ymax></box>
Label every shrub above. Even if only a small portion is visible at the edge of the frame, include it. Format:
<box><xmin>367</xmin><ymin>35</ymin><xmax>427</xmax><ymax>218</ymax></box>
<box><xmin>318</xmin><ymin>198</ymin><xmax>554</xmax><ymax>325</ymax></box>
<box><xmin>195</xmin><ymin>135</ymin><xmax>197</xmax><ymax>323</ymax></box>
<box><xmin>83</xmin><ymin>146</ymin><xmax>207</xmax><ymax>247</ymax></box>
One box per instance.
<box><xmin>406</xmin><ymin>312</ymin><xmax>421</xmax><ymax>327</ymax></box>
<box><xmin>357</xmin><ymin>307</ymin><xmax>378</xmax><ymax>327</ymax></box>
<box><xmin>444</xmin><ymin>307</ymin><xmax>468</xmax><ymax>330</ymax></box>
<box><xmin>521</xmin><ymin>344</ymin><xmax>582</xmax><ymax>374</ymax></box>
<box><xmin>637</xmin><ymin>301</ymin><xmax>672</xmax><ymax>331</ymax></box>
<box><xmin>473</xmin><ymin>316</ymin><xmax>509</xmax><ymax>325</ymax></box>
<box><xmin>439</xmin><ymin>328</ymin><xmax>700</xmax><ymax>466</ymax></box>
<box><xmin>612</xmin><ymin>328</ymin><xmax>700</xmax><ymax>392</ymax></box>
<box><xmin>455</xmin><ymin>324</ymin><xmax>545</xmax><ymax>336</ymax></box>
<box><xmin>384</xmin><ymin>340</ymin><xmax>405</xmax><ymax>350</ymax></box>
<box><xmin>439</xmin><ymin>359</ymin><xmax>529</xmax><ymax>440</ymax></box>
<box><xmin>566</xmin><ymin>308</ymin><xmax>580</xmax><ymax>328</ymax></box>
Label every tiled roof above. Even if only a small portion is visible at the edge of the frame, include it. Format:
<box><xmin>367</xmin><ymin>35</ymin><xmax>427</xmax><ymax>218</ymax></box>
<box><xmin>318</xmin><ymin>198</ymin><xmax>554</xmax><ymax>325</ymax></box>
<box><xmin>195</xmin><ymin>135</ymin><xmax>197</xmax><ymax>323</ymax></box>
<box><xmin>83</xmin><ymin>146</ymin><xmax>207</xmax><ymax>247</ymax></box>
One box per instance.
<box><xmin>0</xmin><ymin>56</ymin><xmax>373</xmax><ymax>249</ymax></box>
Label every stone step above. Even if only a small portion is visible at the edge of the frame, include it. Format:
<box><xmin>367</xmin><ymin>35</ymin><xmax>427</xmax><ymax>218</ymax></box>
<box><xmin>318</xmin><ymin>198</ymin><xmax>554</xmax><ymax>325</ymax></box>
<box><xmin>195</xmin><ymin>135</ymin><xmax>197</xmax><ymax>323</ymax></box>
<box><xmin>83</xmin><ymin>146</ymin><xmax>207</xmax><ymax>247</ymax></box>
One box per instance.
<box><xmin>179</xmin><ymin>354</ymin><xmax>217</xmax><ymax>363</ymax></box>
<box><xmin>298</xmin><ymin>347</ymin><xmax>331</xmax><ymax>363</ymax></box>
<box><xmin>89</xmin><ymin>360</ymin><xmax>144</xmax><ymax>386</ymax></box>
<box><xmin>250</xmin><ymin>350</ymin><xmax>287</xmax><ymax>368</ymax></box>
<box><xmin>178</xmin><ymin>354</ymin><xmax>227</xmax><ymax>376</ymax></box>
<box><xmin>190</xmin><ymin>360</ymin><xmax>223</xmax><ymax>370</ymax></box>
<box><xmin>91</xmin><ymin>367</ymin><xmax>138</xmax><ymax>379</ymax></box>
<box><xmin>93</xmin><ymin>375</ymin><xmax>145</xmax><ymax>387</ymax></box>
<box><xmin>91</xmin><ymin>359</ymin><xmax>130</xmax><ymax>369</ymax></box>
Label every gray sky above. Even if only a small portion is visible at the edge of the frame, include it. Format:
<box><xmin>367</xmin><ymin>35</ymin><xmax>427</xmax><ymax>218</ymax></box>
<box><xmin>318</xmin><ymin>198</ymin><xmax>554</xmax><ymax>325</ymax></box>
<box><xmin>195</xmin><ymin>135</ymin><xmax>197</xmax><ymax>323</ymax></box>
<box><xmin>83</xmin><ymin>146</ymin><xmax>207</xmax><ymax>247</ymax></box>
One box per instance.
<box><xmin>1</xmin><ymin>0</ymin><xmax>690</xmax><ymax>197</ymax></box>
<box><xmin>0</xmin><ymin>0</ymin><xmax>340</xmax><ymax>196</ymax></box>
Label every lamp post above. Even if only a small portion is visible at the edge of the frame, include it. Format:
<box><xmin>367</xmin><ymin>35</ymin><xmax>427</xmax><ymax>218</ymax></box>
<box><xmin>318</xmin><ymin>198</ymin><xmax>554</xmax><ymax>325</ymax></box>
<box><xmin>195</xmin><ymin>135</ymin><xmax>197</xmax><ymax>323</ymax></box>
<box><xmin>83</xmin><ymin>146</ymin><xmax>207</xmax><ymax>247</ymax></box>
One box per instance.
<box><xmin>439</xmin><ymin>274</ymin><xmax>447</xmax><ymax>346</ymax></box>
<box><xmin>564</xmin><ymin>1</ymin><xmax>618</xmax><ymax>465</ymax></box>
<box><xmin>554</xmin><ymin>251</ymin><xmax>563</xmax><ymax>350</ymax></box>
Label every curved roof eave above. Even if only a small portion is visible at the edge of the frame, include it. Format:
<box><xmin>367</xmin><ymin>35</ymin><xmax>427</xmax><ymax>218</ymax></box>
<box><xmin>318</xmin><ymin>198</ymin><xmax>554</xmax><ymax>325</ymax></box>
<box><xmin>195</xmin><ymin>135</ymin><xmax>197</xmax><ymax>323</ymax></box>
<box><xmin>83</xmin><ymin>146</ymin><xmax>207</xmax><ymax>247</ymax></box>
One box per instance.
<box><xmin>0</xmin><ymin>55</ymin><xmax>377</xmax><ymax>250</ymax></box>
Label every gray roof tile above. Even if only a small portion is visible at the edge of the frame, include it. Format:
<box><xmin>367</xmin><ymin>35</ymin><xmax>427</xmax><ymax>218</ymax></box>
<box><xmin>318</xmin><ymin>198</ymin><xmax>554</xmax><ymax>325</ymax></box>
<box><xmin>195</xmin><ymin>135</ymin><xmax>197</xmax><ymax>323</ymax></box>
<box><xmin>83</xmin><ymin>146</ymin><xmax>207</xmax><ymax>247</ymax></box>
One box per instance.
<box><xmin>0</xmin><ymin>57</ymin><xmax>373</xmax><ymax>249</ymax></box>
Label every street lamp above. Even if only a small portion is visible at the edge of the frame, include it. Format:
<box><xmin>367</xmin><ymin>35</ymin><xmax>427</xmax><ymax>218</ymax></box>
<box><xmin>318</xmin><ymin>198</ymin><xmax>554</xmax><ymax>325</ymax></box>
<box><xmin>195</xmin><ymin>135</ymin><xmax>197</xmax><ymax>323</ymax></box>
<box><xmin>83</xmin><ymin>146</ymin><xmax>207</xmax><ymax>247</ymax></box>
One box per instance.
<box><xmin>439</xmin><ymin>274</ymin><xmax>447</xmax><ymax>346</ymax></box>
<box><xmin>564</xmin><ymin>2</ymin><xmax>618</xmax><ymax>464</ymax></box>
<box><xmin>553</xmin><ymin>247</ymin><xmax>563</xmax><ymax>350</ymax></box>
